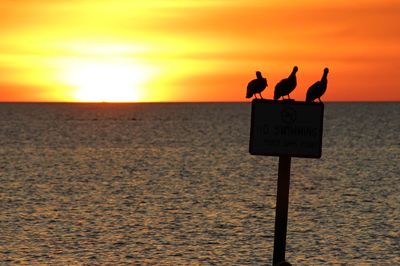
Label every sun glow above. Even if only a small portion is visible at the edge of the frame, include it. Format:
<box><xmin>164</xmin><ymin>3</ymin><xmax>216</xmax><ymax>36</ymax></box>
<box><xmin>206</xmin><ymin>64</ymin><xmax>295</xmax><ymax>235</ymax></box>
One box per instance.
<box><xmin>1</xmin><ymin>1</ymin><xmax>399</xmax><ymax>102</ymax></box>
<box><xmin>63</xmin><ymin>60</ymin><xmax>153</xmax><ymax>102</ymax></box>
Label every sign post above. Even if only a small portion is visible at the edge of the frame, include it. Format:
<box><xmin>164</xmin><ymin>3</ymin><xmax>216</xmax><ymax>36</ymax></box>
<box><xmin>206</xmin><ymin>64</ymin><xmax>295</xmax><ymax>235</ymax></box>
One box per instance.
<box><xmin>249</xmin><ymin>99</ymin><xmax>324</xmax><ymax>265</ymax></box>
<box><xmin>273</xmin><ymin>155</ymin><xmax>291</xmax><ymax>265</ymax></box>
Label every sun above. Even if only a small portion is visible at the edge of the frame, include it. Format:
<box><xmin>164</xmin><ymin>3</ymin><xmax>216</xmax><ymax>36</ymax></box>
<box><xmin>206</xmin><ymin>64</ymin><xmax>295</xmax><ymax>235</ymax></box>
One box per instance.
<box><xmin>63</xmin><ymin>60</ymin><xmax>152</xmax><ymax>102</ymax></box>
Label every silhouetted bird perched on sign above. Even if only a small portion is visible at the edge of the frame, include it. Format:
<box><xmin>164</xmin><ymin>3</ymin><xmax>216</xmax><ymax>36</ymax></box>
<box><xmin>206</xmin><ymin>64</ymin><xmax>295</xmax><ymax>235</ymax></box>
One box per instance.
<box><xmin>274</xmin><ymin>66</ymin><xmax>298</xmax><ymax>100</ymax></box>
<box><xmin>306</xmin><ymin>67</ymin><xmax>329</xmax><ymax>102</ymax></box>
<box><xmin>246</xmin><ymin>71</ymin><xmax>268</xmax><ymax>99</ymax></box>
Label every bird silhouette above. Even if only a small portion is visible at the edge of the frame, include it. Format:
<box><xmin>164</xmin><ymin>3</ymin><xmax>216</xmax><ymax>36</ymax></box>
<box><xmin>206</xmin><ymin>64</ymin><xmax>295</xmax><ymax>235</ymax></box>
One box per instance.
<box><xmin>246</xmin><ymin>71</ymin><xmax>268</xmax><ymax>99</ymax></box>
<box><xmin>306</xmin><ymin>67</ymin><xmax>329</xmax><ymax>102</ymax></box>
<box><xmin>274</xmin><ymin>66</ymin><xmax>298</xmax><ymax>100</ymax></box>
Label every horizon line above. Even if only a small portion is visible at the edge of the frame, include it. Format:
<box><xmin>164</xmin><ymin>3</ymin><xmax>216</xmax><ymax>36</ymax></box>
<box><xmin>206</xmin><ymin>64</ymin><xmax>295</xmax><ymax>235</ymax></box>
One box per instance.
<box><xmin>0</xmin><ymin>100</ymin><xmax>399</xmax><ymax>104</ymax></box>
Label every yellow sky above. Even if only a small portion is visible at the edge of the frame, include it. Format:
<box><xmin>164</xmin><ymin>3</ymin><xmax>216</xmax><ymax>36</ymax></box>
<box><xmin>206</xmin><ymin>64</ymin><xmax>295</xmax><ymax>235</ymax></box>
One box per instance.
<box><xmin>0</xmin><ymin>0</ymin><xmax>399</xmax><ymax>102</ymax></box>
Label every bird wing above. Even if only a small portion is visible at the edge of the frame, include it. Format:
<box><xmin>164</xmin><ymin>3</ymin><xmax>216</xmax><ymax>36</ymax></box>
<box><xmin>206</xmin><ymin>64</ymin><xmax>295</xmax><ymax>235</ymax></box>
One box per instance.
<box><xmin>306</xmin><ymin>81</ymin><xmax>321</xmax><ymax>101</ymax></box>
<box><xmin>274</xmin><ymin>79</ymin><xmax>287</xmax><ymax>99</ymax></box>
<box><xmin>275</xmin><ymin>79</ymin><xmax>286</xmax><ymax>90</ymax></box>
<box><xmin>247</xmin><ymin>79</ymin><xmax>255</xmax><ymax>89</ymax></box>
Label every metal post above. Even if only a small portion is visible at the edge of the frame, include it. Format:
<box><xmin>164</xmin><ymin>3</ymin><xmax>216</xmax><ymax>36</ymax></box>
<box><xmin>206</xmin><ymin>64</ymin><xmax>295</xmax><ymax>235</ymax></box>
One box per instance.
<box><xmin>272</xmin><ymin>156</ymin><xmax>292</xmax><ymax>265</ymax></box>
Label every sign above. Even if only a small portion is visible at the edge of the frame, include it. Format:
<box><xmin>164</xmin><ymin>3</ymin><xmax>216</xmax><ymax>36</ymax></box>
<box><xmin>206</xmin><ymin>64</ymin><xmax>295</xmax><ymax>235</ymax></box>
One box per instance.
<box><xmin>249</xmin><ymin>99</ymin><xmax>324</xmax><ymax>158</ymax></box>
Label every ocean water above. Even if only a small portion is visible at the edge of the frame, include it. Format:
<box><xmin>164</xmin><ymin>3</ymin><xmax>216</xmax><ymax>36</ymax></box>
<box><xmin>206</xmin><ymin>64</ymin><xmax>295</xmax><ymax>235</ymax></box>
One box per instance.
<box><xmin>0</xmin><ymin>102</ymin><xmax>399</xmax><ymax>265</ymax></box>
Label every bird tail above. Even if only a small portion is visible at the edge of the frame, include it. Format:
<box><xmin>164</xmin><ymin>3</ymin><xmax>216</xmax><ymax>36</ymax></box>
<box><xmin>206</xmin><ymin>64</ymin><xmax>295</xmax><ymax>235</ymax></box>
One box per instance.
<box><xmin>305</xmin><ymin>91</ymin><xmax>312</xmax><ymax>102</ymax></box>
<box><xmin>246</xmin><ymin>88</ymin><xmax>253</xmax><ymax>98</ymax></box>
<box><xmin>273</xmin><ymin>90</ymin><xmax>279</xmax><ymax>100</ymax></box>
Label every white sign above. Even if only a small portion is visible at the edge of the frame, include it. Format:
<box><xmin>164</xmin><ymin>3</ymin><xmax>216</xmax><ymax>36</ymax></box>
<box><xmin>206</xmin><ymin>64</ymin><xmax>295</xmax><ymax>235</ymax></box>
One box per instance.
<box><xmin>249</xmin><ymin>100</ymin><xmax>324</xmax><ymax>158</ymax></box>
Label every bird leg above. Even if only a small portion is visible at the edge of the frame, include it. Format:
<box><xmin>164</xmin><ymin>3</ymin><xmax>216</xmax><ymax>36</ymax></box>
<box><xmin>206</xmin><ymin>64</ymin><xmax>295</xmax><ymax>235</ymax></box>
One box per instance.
<box><xmin>254</xmin><ymin>94</ymin><xmax>258</xmax><ymax>99</ymax></box>
<box><xmin>259</xmin><ymin>93</ymin><xmax>264</xmax><ymax>99</ymax></box>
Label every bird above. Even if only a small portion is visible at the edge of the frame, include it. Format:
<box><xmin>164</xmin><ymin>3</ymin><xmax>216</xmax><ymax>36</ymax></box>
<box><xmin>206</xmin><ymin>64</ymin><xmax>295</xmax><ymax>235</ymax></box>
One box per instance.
<box><xmin>246</xmin><ymin>71</ymin><xmax>268</xmax><ymax>99</ymax></box>
<box><xmin>274</xmin><ymin>66</ymin><xmax>298</xmax><ymax>100</ymax></box>
<box><xmin>306</xmin><ymin>67</ymin><xmax>329</xmax><ymax>102</ymax></box>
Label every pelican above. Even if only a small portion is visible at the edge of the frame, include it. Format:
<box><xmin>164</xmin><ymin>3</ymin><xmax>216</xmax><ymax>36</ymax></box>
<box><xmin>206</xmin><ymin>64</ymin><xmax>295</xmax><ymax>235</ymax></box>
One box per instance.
<box><xmin>246</xmin><ymin>71</ymin><xmax>268</xmax><ymax>99</ymax></box>
<box><xmin>274</xmin><ymin>66</ymin><xmax>298</xmax><ymax>100</ymax></box>
<box><xmin>306</xmin><ymin>67</ymin><xmax>329</xmax><ymax>102</ymax></box>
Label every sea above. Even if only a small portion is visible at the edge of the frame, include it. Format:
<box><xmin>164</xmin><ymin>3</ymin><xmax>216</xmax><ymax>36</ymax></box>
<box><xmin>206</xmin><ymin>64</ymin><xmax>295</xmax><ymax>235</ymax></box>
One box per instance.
<box><xmin>0</xmin><ymin>102</ymin><xmax>399</xmax><ymax>265</ymax></box>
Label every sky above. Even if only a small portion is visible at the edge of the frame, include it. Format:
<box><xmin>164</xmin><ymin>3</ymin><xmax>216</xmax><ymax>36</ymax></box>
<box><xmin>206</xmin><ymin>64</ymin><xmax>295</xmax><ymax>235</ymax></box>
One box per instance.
<box><xmin>0</xmin><ymin>0</ymin><xmax>399</xmax><ymax>102</ymax></box>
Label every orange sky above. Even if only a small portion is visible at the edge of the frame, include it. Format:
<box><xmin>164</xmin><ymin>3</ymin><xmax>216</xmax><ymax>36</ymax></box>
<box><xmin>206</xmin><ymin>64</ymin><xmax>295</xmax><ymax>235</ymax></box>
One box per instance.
<box><xmin>0</xmin><ymin>0</ymin><xmax>399</xmax><ymax>102</ymax></box>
